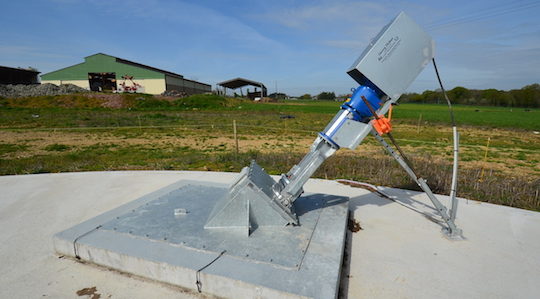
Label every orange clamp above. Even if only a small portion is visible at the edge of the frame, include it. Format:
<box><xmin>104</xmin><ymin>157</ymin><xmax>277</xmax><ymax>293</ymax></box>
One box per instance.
<box><xmin>371</xmin><ymin>105</ymin><xmax>393</xmax><ymax>135</ymax></box>
<box><xmin>372</xmin><ymin>117</ymin><xmax>392</xmax><ymax>135</ymax></box>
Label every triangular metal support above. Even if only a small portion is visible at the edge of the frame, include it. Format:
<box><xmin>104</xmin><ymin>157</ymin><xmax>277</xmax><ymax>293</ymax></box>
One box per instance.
<box><xmin>204</xmin><ymin>161</ymin><xmax>298</xmax><ymax>236</ymax></box>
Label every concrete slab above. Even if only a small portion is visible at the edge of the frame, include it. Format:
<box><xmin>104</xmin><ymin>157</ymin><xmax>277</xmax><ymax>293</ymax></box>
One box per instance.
<box><xmin>343</xmin><ymin>186</ymin><xmax>540</xmax><ymax>299</ymax></box>
<box><xmin>1</xmin><ymin>171</ymin><xmax>539</xmax><ymax>299</ymax></box>
<box><xmin>53</xmin><ymin>180</ymin><xmax>349</xmax><ymax>298</ymax></box>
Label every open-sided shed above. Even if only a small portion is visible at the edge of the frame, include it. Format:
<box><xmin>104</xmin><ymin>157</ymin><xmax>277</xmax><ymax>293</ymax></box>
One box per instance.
<box><xmin>218</xmin><ymin>77</ymin><xmax>267</xmax><ymax>100</ymax></box>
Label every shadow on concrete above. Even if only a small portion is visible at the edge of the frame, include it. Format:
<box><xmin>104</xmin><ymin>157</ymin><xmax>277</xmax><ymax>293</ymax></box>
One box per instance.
<box><xmin>382</xmin><ymin>188</ymin><xmax>439</xmax><ymax>213</ymax></box>
<box><xmin>348</xmin><ymin>189</ymin><xmax>445</xmax><ymax>227</ymax></box>
<box><xmin>349</xmin><ymin>192</ymin><xmax>390</xmax><ymax>209</ymax></box>
<box><xmin>338</xmin><ymin>227</ymin><xmax>353</xmax><ymax>299</ymax></box>
<box><xmin>295</xmin><ymin>194</ymin><xmax>349</xmax><ymax>217</ymax></box>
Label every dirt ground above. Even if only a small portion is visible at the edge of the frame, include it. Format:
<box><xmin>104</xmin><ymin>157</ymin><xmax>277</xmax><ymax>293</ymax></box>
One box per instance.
<box><xmin>1</xmin><ymin>124</ymin><xmax>538</xmax><ymax>177</ymax></box>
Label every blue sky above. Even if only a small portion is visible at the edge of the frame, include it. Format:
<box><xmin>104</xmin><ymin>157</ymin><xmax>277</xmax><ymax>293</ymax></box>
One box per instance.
<box><xmin>1</xmin><ymin>0</ymin><xmax>539</xmax><ymax>96</ymax></box>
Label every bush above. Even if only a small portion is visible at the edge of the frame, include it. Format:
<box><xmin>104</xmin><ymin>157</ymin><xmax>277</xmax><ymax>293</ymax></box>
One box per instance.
<box><xmin>317</xmin><ymin>92</ymin><xmax>336</xmax><ymax>101</ymax></box>
<box><xmin>400</xmin><ymin>83</ymin><xmax>540</xmax><ymax>107</ymax></box>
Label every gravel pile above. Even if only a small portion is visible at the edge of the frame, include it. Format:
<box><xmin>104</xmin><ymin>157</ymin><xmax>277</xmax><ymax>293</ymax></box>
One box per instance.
<box><xmin>161</xmin><ymin>90</ymin><xmax>188</xmax><ymax>98</ymax></box>
<box><xmin>0</xmin><ymin>83</ymin><xmax>89</xmax><ymax>98</ymax></box>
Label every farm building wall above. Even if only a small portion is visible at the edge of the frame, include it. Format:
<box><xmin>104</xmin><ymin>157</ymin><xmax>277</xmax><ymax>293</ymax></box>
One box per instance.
<box><xmin>40</xmin><ymin>53</ymin><xmax>210</xmax><ymax>95</ymax></box>
<box><xmin>42</xmin><ymin>78</ymin><xmax>167</xmax><ymax>95</ymax></box>
<box><xmin>165</xmin><ymin>76</ymin><xmax>211</xmax><ymax>95</ymax></box>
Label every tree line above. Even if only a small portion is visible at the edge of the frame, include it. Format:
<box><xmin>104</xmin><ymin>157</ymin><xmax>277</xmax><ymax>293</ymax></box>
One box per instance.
<box><xmin>304</xmin><ymin>83</ymin><xmax>539</xmax><ymax>107</ymax></box>
<box><xmin>400</xmin><ymin>84</ymin><xmax>540</xmax><ymax>107</ymax></box>
<box><xmin>297</xmin><ymin>92</ymin><xmax>336</xmax><ymax>100</ymax></box>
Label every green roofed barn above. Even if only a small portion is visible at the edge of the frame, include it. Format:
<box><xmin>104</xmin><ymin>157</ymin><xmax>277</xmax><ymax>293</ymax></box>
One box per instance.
<box><xmin>41</xmin><ymin>53</ymin><xmax>211</xmax><ymax>95</ymax></box>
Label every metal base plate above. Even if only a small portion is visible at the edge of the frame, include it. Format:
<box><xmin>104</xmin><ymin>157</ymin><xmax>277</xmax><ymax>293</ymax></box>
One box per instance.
<box><xmin>54</xmin><ymin>179</ymin><xmax>349</xmax><ymax>299</ymax></box>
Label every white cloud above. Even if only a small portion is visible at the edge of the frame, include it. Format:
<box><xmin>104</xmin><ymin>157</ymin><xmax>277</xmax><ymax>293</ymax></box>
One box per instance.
<box><xmin>90</xmin><ymin>0</ymin><xmax>287</xmax><ymax>52</ymax></box>
<box><xmin>0</xmin><ymin>45</ymin><xmax>76</xmax><ymax>70</ymax></box>
<box><xmin>262</xmin><ymin>1</ymin><xmax>389</xmax><ymax>29</ymax></box>
<box><xmin>256</xmin><ymin>0</ymin><xmax>399</xmax><ymax>53</ymax></box>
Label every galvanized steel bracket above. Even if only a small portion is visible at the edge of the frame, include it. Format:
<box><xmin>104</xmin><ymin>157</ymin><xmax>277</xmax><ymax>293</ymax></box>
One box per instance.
<box><xmin>204</xmin><ymin>161</ymin><xmax>298</xmax><ymax>236</ymax></box>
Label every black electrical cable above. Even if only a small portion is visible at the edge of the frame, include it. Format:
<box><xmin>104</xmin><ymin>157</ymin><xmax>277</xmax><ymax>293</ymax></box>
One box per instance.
<box><xmin>73</xmin><ymin>225</ymin><xmax>102</xmax><ymax>259</ymax></box>
<box><xmin>432</xmin><ymin>58</ymin><xmax>456</xmax><ymax>126</ymax></box>
<box><xmin>196</xmin><ymin>250</ymin><xmax>226</xmax><ymax>293</ymax></box>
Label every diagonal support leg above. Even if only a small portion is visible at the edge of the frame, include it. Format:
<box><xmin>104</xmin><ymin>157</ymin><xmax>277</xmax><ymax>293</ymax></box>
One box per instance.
<box><xmin>371</xmin><ymin>130</ymin><xmax>462</xmax><ymax>239</ymax></box>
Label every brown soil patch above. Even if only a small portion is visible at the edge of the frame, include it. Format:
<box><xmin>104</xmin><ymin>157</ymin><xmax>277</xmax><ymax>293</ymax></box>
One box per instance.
<box><xmin>348</xmin><ymin>217</ymin><xmax>362</xmax><ymax>232</ymax></box>
<box><xmin>76</xmin><ymin>286</ymin><xmax>100</xmax><ymax>299</ymax></box>
<box><xmin>1</xmin><ymin>124</ymin><xmax>538</xmax><ymax>177</ymax></box>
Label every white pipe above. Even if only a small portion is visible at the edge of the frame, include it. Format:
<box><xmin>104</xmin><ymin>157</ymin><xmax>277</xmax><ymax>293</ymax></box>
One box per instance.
<box><xmin>450</xmin><ymin>126</ymin><xmax>459</xmax><ymax>221</ymax></box>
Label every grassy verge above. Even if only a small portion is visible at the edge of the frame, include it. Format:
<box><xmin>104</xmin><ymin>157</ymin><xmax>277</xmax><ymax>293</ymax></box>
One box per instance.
<box><xmin>0</xmin><ymin>94</ymin><xmax>539</xmax><ymax>211</ymax></box>
<box><xmin>1</xmin><ymin>145</ymin><xmax>537</xmax><ymax>211</ymax></box>
<box><xmin>1</xmin><ymin>93</ymin><xmax>539</xmax><ymax>130</ymax></box>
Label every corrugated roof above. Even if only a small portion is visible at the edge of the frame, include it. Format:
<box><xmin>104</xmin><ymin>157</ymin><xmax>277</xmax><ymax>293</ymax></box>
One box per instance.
<box><xmin>0</xmin><ymin>65</ymin><xmax>40</xmax><ymax>74</ymax></box>
<box><xmin>86</xmin><ymin>53</ymin><xmax>184</xmax><ymax>79</ymax></box>
<box><xmin>218</xmin><ymin>77</ymin><xmax>266</xmax><ymax>89</ymax></box>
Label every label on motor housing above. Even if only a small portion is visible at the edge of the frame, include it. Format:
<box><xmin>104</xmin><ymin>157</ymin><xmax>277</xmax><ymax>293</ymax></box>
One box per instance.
<box><xmin>377</xmin><ymin>36</ymin><xmax>401</xmax><ymax>63</ymax></box>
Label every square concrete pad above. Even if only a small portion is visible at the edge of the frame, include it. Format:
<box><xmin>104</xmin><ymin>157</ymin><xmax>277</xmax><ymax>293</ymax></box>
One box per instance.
<box><xmin>54</xmin><ymin>179</ymin><xmax>349</xmax><ymax>299</ymax></box>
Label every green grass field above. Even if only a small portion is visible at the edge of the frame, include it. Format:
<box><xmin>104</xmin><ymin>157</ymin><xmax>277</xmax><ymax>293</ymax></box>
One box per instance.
<box><xmin>1</xmin><ymin>94</ymin><xmax>539</xmax><ymax>211</ymax></box>
<box><xmin>241</xmin><ymin>101</ymin><xmax>540</xmax><ymax>130</ymax></box>
<box><xmin>1</xmin><ymin>104</ymin><xmax>538</xmax><ymax>131</ymax></box>
<box><xmin>2</xmin><ymin>94</ymin><xmax>538</xmax><ymax>130</ymax></box>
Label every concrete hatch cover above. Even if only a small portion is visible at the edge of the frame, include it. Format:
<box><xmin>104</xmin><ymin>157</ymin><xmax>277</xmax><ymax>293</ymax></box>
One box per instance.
<box><xmin>54</xmin><ymin>180</ymin><xmax>349</xmax><ymax>298</ymax></box>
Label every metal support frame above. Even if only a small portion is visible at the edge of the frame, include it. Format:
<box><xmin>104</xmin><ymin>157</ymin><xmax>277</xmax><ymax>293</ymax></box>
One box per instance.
<box><xmin>371</xmin><ymin>130</ymin><xmax>462</xmax><ymax>238</ymax></box>
<box><xmin>273</xmin><ymin>136</ymin><xmax>337</xmax><ymax>209</ymax></box>
<box><xmin>206</xmin><ymin>110</ymin><xmax>463</xmax><ymax>239</ymax></box>
<box><xmin>205</xmin><ymin>12</ymin><xmax>463</xmax><ymax>239</ymax></box>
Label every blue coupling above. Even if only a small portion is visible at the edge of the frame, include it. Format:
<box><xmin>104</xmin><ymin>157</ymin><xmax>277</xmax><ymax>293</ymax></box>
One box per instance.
<box><xmin>319</xmin><ymin>85</ymin><xmax>383</xmax><ymax>148</ymax></box>
<box><xmin>342</xmin><ymin>85</ymin><xmax>382</xmax><ymax>122</ymax></box>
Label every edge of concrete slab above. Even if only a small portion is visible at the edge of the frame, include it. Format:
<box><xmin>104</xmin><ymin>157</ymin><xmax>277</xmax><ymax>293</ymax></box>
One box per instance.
<box><xmin>53</xmin><ymin>179</ymin><xmax>349</xmax><ymax>299</ymax></box>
